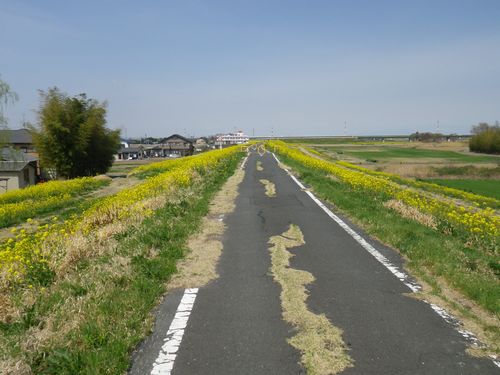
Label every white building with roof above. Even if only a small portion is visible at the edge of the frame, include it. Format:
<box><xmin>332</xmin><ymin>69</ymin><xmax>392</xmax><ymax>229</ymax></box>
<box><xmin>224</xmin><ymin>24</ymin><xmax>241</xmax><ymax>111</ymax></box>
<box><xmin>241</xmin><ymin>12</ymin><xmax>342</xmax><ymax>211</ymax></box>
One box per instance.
<box><xmin>215</xmin><ymin>131</ymin><xmax>249</xmax><ymax>146</ymax></box>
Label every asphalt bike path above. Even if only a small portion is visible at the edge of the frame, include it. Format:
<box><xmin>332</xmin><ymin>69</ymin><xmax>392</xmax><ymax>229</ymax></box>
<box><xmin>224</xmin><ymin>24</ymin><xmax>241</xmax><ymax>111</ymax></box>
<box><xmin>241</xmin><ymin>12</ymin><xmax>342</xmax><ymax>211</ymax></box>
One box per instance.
<box><xmin>130</xmin><ymin>151</ymin><xmax>498</xmax><ymax>374</ymax></box>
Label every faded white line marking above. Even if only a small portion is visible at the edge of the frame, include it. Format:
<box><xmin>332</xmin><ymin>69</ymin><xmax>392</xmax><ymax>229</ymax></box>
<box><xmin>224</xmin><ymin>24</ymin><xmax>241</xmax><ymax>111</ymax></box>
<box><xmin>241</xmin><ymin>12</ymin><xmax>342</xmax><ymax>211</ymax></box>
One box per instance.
<box><xmin>272</xmin><ymin>153</ymin><xmax>420</xmax><ymax>293</ymax></box>
<box><xmin>240</xmin><ymin>154</ymin><xmax>249</xmax><ymax>170</ymax></box>
<box><xmin>302</xmin><ymin>188</ymin><xmax>421</xmax><ymax>293</ymax></box>
<box><xmin>151</xmin><ymin>288</ymin><xmax>198</xmax><ymax>375</ymax></box>
<box><xmin>272</xmin><ymin>153</ymin><xmax>500</xmax><ymax>367</ymax></box>
<box><xmin>271</xmin><ymin>153</ymin><xmax>306</xmax><ymax>189</ymax></box>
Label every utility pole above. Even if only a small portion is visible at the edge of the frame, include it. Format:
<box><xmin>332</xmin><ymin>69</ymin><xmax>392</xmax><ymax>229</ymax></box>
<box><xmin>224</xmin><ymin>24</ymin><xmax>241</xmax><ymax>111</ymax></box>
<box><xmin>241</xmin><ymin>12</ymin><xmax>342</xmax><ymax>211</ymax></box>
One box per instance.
<box><xmin>344</xmin><ymin>121</ymin><xmax>347</xmax><ymax>137</ymax></box>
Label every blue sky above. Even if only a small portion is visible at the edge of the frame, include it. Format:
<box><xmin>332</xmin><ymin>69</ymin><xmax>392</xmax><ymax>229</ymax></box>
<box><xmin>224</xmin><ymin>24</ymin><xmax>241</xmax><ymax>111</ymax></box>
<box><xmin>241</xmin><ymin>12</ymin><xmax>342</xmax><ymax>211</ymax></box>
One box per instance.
<box><xmin>1</xmin><ymin>0</ymin><xmax>499</xmax><ymax>137</ymax></box>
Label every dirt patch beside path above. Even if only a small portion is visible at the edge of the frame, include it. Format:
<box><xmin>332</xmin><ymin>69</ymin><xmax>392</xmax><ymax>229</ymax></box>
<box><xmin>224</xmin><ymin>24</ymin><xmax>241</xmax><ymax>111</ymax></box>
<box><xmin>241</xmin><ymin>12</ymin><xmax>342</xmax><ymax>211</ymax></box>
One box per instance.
<box><xmin>167</xmin><ymin>166</ymin><xmax>245</xmax><ymax>290</ymax></box>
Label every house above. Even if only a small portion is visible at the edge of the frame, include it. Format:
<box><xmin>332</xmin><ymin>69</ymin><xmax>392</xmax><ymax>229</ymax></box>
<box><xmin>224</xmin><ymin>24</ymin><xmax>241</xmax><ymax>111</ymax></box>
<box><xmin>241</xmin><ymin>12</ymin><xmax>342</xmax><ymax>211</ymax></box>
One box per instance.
<box><xmin>115</xmin><ymin>146</ymin><xmax>144</xmax><ymax>160</ymax></box>
<box><xmin>0</xmin><ymin>150</ymin><xmax>38</xmax><ymax>193</ymax></box>
<box><xmin>215</xmin><ymin>130</ymin><xmax>249</xmax><ymax>147</ymax></box>
<box><xmin>0</xmin><ymin>128</ymin><xmax>35</xmax><ymax>153</ymax></box>
<box><xmin>144</xmin><ymin>145</ymin><xmax>165</xmax><ymax>158</ymax></box>
<box><xmin>194</xmin><ymin>137</ymin><xmax>209</xmax><ymax>152</ymax></box>
<box><xmin>159</xmin><ymin>134</ymin><xmax>194</xmax><ymax>157</ymax></box>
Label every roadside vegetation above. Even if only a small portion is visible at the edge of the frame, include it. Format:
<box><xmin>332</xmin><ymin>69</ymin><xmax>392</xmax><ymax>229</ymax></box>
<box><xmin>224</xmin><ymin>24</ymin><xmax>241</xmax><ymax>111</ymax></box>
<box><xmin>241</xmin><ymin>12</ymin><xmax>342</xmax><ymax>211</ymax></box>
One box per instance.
<box><xmin>0</xmin><ymin>147</ymin><xmax>243</xmax><ymax>374</ymax></box>
<box><xmin>0</xmin><ymin>176</ymin><xmax>110</xmax><ymax>228</ymax></box>
<box><xmin>270</xmin><ymin>141</ymin><xmax>499</xmax><ymax>355</ymax></box>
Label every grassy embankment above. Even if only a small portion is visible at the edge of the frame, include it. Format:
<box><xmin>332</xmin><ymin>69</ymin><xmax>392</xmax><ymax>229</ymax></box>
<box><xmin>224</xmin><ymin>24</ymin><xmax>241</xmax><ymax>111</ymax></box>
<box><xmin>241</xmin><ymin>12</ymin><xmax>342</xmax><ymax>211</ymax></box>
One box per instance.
<box><xmin>270</xmin><ymin>141</ymin><xmax>499</xmax><ymax>355</ymax></box>
<box><xmin>0</xmin><ymin>148</ymin><xmax>243</xmax><ymax>374</ymax></box>
<box><xmin>0</xmin><ymin>177</ymin><xmax>111</xmax><ymax>229</ymax></box>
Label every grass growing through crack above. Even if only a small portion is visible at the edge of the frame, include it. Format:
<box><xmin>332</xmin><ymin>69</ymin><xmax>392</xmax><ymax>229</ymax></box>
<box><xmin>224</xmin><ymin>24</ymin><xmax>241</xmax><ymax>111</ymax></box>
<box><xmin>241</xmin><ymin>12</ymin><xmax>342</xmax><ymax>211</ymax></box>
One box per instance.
<box><xmin>0</xmin><ymin>154</ymin><xmax>242</xmax><ymax>374</ymax></box>
<box><xmin>275</xmin><ymin>152</ymin><xmax>500</xmax><ymax>356</ymax></box>
<box><xmin>260</xmin><ymin>179</ymin><xmax>276</xmax><ymax>197</ymax></box>
<box><xmin>269</xmin><ymin>224</ymin><xmax>353</xmax><ymax>374</ymax></box>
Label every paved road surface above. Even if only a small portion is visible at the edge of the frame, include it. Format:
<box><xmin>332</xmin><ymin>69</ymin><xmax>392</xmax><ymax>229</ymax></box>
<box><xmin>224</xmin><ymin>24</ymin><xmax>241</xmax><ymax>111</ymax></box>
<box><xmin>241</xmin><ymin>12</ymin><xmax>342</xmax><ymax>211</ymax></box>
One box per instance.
<box><xmin>130</xmin><ymin>151</ymin><xmax>498</xmax><ymax>374</ymax></box>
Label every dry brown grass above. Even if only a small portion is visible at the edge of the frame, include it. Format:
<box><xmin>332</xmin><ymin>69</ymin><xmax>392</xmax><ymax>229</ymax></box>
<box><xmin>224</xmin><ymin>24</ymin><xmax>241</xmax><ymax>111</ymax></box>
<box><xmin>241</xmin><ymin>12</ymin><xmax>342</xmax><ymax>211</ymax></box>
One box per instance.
<box><xmin>0</xmin><ymin>293</ymin><xmax>20</xmax><ymax>324</ymax></box>
<box><xmin>406</xmin><ymin>141</ymin><xmax>469</xmax><ymax>152</ymax></box>
<box><xmin>383</xmin><ymin>199</ymin><xmax>437</xmax><ymax>229</ymax></box>
<box><xmin>168</xmin><ymin>167</ymin><xmax>245</xmax><ymax>290</ymax></box>
<box><xmin>0</xmin><ymin>359</ymin><xmax>31</xmax><ymax>375</ymax></box>
<box><xmin>20</xmin><ymin>255</ymin><xmax>134</xmax><ymax>357</ymax></box>
<box><xmin>367</xmin><ymin>163</ymin><xmax>436</xmax><ymax>178</ymax></box>
<box><xmin>269</xmin><ymin>224</ymin><xmax>353</xmax><ymax>374</ymax></box>
<box><xmin>366</xmin><ymin>162</ymin><xmax>500</xmax><ymax>179</ymax></box>
<box><xmin>259</xmin><ymin>179</ymin><xmax>276</xmax><ymax>197</ymax></box>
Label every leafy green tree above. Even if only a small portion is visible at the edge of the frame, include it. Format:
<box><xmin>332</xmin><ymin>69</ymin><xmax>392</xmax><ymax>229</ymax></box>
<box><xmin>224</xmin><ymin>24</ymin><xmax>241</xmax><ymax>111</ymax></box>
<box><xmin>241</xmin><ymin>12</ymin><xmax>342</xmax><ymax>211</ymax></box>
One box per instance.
<box><xmin>32</xmin><ymin>87</ymin><xmax>120</xmax><ymax>178</ymax></box>
<box><xmin>469</xmin><ymin>122</ymin><xmax>500</xmax><ymax>155</ymax></box>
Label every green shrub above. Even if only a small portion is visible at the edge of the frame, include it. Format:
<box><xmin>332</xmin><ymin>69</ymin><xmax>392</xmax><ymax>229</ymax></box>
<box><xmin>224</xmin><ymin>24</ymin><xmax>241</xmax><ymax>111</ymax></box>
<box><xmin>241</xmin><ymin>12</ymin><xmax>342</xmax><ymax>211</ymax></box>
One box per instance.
<box><xmin>469</xmin><ymin>122</ymin><xmax>500</xmax><ymax>154</ymax></box>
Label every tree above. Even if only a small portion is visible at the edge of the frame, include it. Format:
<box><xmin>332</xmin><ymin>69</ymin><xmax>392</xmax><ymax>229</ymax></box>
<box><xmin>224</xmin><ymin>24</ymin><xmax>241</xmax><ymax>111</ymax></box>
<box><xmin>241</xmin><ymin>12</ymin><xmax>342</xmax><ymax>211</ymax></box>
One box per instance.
<box><xmin>0</xmin><ymin>76</ymin><xmax>18</xmax><ymax>127</ymax></box>
<box><xmin>0</xmin><ymin>77</ymin><xmax>19</xmax><ymax>149</ymax></box>
<box><xmin>32</xmin><ymin>87</ymin><xmax>120</xmax><ymax>178</ymax></box>
<box><xmin>469</xmin><ymin>122</ymin><xmax>500</xmax><ymax>154</ymax></box>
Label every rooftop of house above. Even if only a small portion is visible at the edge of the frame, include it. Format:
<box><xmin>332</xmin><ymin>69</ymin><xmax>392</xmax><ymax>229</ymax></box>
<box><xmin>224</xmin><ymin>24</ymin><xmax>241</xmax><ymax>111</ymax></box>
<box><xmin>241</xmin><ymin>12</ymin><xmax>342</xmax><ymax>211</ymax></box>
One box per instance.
<box><xmin>1</xmin><ymin>148</ymin><xmax>38</xmax><ymax>162</ymax></box>
<box><xmin>0</xmin><ymin>128</ymin><xmax>33</xmax><ymax>144</ymax></box>
<box><xmin>0</xmin><ymin>160</ymin><xmax>32</xmax><ymax>172</ymax></box>
<box><xmin>160</xmin><ymin>134</ymin><xmax>193</xmax><ymax>144</ymax></box>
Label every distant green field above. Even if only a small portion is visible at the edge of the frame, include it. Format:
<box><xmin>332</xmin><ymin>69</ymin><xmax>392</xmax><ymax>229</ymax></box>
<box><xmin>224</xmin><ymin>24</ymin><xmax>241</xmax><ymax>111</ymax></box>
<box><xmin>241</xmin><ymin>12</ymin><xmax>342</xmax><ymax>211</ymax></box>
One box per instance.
<box><xmin>285</xmin><ymin>137</ymin><xmax>362</xmax><ymax>144</ymax></box>
<box><xmin>426</xmin><ymin>179</ymin><xmax>500</xmax><ymax>200</ymax></box>
<box><xmin>284</xmin><ymin>137</ymin><xmax>406</xmax><ymax>145</ymax></box>
<box><xmin>319</xmin><ymin>146</ymin><xmax>498</xmax><ymax>163</ymax></box>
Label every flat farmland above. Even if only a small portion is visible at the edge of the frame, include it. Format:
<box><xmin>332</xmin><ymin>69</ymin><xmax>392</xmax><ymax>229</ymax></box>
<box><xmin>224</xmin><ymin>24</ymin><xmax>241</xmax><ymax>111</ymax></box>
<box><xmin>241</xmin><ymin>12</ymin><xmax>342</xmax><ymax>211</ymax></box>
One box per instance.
<box><xmin>315</xmin><ymin>144</ymin><xmax>499</xmax><ymax>164</ymax></box>
<box><xmin>427</xmin><ymin>179</ymin><xmax>500</xmax><ymax>200</ymax></box>
<box><xmin>303</xmin><ymin>141</ymin><xmax>499</xmax><ymax>180</ymax></box>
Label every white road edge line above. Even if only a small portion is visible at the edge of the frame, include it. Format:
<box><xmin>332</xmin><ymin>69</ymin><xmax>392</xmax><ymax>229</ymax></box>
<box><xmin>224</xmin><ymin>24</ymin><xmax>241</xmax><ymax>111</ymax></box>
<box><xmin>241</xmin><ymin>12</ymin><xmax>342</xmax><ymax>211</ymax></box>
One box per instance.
<box><xmin>240</xmin><ymin>153</ymin><xmax>249</xmax><ymax>170</ymax></box>
<box><xmin>151</xmin><ymin>288</ymin><xmax>199</xmax><ymax>375</ymax></box>
<box><xmin>271</xmin><ymin>152</ymin><xmax>500</xmax><ymax>368</ymax></box>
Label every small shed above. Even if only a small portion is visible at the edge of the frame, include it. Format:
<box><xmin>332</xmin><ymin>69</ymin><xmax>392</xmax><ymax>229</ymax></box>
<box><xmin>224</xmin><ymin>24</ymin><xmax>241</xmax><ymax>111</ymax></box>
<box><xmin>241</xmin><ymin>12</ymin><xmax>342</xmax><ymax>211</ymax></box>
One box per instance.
<box><xmin>0</xmin><ymin>160</ymin><xmax>37</xmax><ymax>193</ymax></box>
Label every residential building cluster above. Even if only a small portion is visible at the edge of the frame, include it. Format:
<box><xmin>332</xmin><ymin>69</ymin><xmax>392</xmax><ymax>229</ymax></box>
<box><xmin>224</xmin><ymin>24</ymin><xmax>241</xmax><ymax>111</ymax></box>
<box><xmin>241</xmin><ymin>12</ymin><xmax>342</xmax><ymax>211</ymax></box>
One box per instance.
<box><xmin>0</xmin><ymin>129</ymin><xmax>249</xmax><ymax>193</ymax></box>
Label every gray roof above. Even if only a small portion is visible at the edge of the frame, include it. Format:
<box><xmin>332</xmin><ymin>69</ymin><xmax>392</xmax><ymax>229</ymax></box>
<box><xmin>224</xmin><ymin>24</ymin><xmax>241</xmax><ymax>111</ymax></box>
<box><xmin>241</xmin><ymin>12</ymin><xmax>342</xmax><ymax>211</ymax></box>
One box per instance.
<box><xmin>0</xmin><ymin>160</ymin><xmax>31</xmax><ymax>172</ymax></box>
<box><xmin>0</xmin><ymin>129</ymin><xmax>33</xmax><ymax>144</ymax></box>
<box><xmin>118</xmin><ymin>147</ymin><xmax>141</xmax><ymax>153</ymax></box>
<box><xmin>160</xmin><ymin>134</ymin><xmax>193</xmax><ymax>144</ymax></box>
<box><xmin>1</xmin><ymin>148</ymin><xmax>38</xmax><ymax>162</ymax></box>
